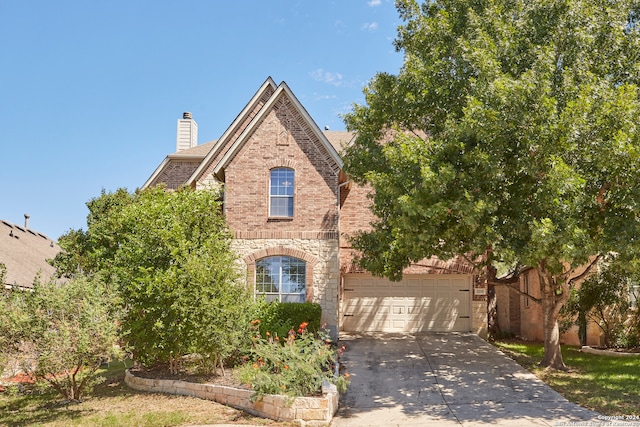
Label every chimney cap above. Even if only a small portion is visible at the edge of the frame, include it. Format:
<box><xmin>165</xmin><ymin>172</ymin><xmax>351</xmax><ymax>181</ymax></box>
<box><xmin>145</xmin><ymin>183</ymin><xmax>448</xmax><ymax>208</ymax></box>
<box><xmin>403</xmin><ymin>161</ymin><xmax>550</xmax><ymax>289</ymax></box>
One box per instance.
<box><xmin>183</xmin><ymin>112</ymin><xmax>192</xmax><ymax>120</ymax></box>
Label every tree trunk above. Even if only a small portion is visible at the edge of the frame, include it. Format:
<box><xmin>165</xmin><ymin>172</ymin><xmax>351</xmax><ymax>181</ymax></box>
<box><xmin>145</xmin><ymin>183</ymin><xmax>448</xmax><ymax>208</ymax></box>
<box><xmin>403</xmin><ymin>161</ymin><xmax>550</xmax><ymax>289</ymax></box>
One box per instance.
<box><xmin>537</xmin><ymin>264</ymin><xmax>569</xmax><ymax>370</ymax></box>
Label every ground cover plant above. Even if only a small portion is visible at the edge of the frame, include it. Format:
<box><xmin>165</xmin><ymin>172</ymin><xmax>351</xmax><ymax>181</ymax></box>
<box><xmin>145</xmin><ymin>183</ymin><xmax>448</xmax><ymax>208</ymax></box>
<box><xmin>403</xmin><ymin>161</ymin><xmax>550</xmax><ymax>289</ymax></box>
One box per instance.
<box><xmin>0</xmin><ymin>360</ymin><xmax>291</xmax><ymax>427</ymax></box>
<box><xmin>494</xmin><ymin>340</ymin><xmax>640</xmax><ymax>416</ymax></box>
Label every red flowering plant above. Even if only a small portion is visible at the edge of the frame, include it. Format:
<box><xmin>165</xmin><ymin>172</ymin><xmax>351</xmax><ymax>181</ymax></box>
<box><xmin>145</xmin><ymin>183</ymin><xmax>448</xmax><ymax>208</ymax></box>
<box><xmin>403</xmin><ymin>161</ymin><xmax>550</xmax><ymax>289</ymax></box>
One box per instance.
<box><xmin>237</xmin><ymin>321</ymin><xmax>349</xmax><ymax>401</ymax></box>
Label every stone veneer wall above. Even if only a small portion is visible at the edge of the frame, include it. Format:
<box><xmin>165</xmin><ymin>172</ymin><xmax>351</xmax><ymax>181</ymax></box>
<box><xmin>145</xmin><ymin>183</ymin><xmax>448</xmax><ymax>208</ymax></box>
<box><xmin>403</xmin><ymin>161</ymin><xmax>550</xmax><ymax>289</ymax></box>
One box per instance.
<box><xmin>124</xmin><ymin>370</ymin><xmax>339</xmax><ymax>427</ymax></box>
<box><xmin>472</xmin><ymin>300</ymin><xmax>488</xmax><ymax>337</ymax></box>
<box><xmin>232</xmin><ymin>238</ymin><xmax>340</xmax><ymax>339</ymax></box>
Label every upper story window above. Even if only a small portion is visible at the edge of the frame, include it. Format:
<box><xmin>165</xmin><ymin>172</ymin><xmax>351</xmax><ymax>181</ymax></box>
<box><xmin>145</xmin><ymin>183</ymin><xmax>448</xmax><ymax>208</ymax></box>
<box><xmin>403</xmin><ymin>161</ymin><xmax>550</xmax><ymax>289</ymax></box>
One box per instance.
<box><xmin>255</xmin><ymin>256</ymin><xmax>306</xmax><ymax>302</ymax></box>
<box><xmin>269</xmin><ymin>168</ymin><xmax>294</xmax><ymax>217</ymax></box>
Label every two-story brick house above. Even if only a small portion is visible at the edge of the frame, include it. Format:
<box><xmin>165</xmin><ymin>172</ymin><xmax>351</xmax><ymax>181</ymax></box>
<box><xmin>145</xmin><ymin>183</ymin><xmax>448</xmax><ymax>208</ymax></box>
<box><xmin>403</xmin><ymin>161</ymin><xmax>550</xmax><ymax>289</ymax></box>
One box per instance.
<box><xmin>143</xmin><ymin>77</ymin><xmax>488</xmax><ymax>338</ymax></box>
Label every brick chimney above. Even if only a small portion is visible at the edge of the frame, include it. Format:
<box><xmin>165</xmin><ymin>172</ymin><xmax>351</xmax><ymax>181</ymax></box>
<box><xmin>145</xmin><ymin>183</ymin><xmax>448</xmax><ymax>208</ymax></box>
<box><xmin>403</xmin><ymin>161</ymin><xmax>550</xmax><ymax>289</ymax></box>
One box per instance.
<box><xmin>176</xmin><ymin>112</ymin><xmax>198</xmax><ymax>152</ymax></box>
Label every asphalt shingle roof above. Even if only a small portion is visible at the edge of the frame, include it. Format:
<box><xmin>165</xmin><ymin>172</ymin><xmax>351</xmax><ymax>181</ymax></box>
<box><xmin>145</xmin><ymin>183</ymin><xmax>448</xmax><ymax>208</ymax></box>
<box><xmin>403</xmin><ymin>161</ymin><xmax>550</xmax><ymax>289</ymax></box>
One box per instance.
<box><xmin>0</xmin><ymin>219</ymin><xmax>60</xmax><ymax>289</ymax></box>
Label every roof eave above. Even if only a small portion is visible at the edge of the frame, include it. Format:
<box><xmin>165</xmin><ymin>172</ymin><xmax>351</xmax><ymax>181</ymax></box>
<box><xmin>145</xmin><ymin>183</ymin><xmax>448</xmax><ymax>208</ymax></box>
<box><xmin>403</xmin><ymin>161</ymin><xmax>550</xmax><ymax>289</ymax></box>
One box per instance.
<box><xmin>141</xmin><ymin>156</ymin><xmax>171</xmax><ymax>190</ymax></box>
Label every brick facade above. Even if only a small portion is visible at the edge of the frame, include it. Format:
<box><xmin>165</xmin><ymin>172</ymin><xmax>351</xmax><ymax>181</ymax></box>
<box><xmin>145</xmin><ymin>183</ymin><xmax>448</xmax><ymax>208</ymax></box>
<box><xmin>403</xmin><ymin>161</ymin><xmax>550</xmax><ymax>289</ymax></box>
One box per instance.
<box><xmin>149</xmin><ymin>160</ymin><xmax>201</xmax><ymax>190</ymax></box>
<box><xmin>519</xmin><ymin>268</ymin><xmax>602</xmax><ymax>346</ymax></box>
<box><xmin>194</xmin><ymin>85</ymin><xmax>276</xmax><ymax>185</ymax></box>
<box><xmin>220</xmin><ymin>91</ymin><xmax>342</xmax><ymax>337</ymax></box>
<box><xmin>495</xmin><ymin>285</ymin><xmax>521</xmax><ymax>336</ymax></box>
<box><xmin>224</xmin><ymin>104</ymin><xmax>339</xmax><ymax>236</ymax></box>
<box><xmin>144</xmin><ymin>78</ymin><xmax>489</xmax><ymax>338</ymax></box>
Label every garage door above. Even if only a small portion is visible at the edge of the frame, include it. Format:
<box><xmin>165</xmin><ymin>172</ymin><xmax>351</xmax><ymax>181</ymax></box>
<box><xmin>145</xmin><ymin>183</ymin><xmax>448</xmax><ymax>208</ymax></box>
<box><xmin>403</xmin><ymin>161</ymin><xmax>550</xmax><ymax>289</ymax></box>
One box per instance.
<box><xmin>341</xmin><ymin>274</ymin><xmax>471</xmax><ymax>333</ymax></box>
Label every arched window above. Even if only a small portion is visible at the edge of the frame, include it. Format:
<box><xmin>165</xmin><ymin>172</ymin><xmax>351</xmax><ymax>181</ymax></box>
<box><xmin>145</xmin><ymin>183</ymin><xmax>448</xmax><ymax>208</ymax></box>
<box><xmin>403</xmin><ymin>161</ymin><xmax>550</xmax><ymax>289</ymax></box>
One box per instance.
<box><xmin>255</xmin><ymin>256</ymin><xmax>306</xmax><ymax>302</ymax></box>
<box><xmin>269</xmin><ymin>168</ymin><xmax>294</xmax><ymax>217</ymax></box>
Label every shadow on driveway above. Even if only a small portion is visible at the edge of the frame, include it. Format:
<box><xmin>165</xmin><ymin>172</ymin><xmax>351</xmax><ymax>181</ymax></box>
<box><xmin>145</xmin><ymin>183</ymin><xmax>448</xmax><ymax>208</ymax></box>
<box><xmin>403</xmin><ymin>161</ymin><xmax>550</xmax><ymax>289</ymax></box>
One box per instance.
<box><xmin>332</xmin><ymin>333</ymin><xmax>602</xmax><ymax>426</ymax></box>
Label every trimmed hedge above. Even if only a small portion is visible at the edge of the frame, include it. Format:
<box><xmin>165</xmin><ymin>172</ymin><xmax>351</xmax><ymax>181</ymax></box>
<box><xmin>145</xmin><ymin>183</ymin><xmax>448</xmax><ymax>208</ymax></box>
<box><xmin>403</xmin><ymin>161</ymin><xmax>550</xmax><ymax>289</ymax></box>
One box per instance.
<box><xmin>256</xmin><ymin>302</ymin><xmax>322</xmax><ymax>340</ymax></box>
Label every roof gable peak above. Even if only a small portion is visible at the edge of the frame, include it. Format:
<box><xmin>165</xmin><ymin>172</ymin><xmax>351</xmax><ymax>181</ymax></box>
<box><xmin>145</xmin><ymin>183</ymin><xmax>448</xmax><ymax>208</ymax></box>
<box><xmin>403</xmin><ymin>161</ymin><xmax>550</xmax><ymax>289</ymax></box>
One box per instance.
<box><xmin>213</xmin><ymin>80</ymin><xmax>343</xmax><ymax>177</ymax></box>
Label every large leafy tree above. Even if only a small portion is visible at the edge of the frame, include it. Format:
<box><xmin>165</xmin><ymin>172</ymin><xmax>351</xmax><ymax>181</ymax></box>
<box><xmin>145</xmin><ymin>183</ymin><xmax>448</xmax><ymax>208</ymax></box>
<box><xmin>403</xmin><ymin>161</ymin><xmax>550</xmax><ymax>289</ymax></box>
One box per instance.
<box><xmin>343</xmin><ymin>0</ymin><xmax>640</xmax><ymax>368</ymax></box>
<box><xmin>52</xmin><ymin>186</ymin><xmax>251</xmax><ymax>374</ymax></box>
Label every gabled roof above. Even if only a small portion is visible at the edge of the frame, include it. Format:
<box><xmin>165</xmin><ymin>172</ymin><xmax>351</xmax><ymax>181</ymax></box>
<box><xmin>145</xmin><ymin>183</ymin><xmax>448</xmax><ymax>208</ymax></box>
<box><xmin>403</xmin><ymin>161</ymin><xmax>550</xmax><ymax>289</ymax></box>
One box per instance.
<box><xmin>142</xmin><ymin>78</ymin><xmax>354</xmax><ymax>190</ymax></box>
<box><xmin>212</xmin><ymin>81</ymin><xmax>344</xmax><ymax>178</ymax></box>
<box><xmin>142</xmin><ymin>140</ymin><xmax>217</xmax><ymax>189</ymax></box>
<box><xmin>0</xmin><ymin>219</ymin><xmax>60</xmax><ymax>289</ymax></box>
<box><xmin>186</xmin><ymin>77</ymin><xmax>279</xmax><ymax>185</ymax></box>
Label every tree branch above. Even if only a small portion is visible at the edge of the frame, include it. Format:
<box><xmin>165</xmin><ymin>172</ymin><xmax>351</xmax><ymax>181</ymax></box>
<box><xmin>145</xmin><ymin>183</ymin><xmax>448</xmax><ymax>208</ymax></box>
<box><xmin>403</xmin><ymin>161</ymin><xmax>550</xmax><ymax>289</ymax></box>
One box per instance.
<box><xmin>492</xmin><ymin>280</ymin><xmax>543</xmax><ymax>305</ymax></box>
<box><xmin>567</xmin><ymin>255</ymin><xmax>601</xmax><ymax>287</ymax></box>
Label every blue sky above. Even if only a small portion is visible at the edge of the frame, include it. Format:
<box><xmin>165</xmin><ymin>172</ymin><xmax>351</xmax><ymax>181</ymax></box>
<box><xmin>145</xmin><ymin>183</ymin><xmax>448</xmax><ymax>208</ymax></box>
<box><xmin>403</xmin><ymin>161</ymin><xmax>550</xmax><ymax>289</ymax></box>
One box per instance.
<box><xmin>0</xmin><ymin>1</ymin><xmax>404</xmax><ymax>240</ymax></box>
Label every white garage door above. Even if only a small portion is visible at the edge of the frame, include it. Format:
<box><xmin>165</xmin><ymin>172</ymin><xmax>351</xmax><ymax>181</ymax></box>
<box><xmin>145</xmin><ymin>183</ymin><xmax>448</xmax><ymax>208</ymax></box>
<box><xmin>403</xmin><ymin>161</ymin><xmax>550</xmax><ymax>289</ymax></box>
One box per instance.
<box><xmin>341</xmin><ymin>274</ymin><xmax>472</xmax><ymax>333</ymax></box>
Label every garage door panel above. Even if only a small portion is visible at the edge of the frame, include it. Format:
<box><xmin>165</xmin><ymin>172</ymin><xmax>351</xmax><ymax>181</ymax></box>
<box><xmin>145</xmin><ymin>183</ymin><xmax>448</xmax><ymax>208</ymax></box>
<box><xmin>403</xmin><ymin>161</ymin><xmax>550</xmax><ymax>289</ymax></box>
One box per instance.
<box><xmin>342</xmin><ymin>274</ymin><xmax>471</xmax><ymax>333</ymax></box>
<box><xmin>406</xmin><ymin>278</ymin><xmax>423</xmax><ymax>288</ymax></box>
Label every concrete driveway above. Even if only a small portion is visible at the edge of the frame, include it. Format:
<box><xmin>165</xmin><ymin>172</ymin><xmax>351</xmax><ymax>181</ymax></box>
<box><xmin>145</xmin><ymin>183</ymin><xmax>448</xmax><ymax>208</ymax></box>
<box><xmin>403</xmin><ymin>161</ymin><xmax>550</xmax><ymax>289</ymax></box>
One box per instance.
<box><xmin>332</xmin><ymin>333</ymin><xmax>601</xmax><ymax>427</ymax></box>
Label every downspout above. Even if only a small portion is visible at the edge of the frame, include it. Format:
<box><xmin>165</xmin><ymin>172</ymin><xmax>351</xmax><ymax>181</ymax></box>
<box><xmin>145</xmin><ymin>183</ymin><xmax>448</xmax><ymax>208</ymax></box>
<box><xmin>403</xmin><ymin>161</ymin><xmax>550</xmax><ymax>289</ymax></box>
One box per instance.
<box><xmin>336</xmin><ymin>180</ymin><xmax>351</xmax><ymax>341</ymax></box>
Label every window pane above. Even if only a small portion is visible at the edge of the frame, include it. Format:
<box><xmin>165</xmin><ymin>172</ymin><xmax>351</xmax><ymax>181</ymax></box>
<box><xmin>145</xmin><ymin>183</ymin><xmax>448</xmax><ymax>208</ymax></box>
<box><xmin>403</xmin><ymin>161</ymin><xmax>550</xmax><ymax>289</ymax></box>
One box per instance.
<box><xmin>264</xmin><ymin>294</ymin><xmax>279</xmax><ymax>303</ymax></box>
<box><xmin>282</xmin><ymin>258</ymin><xmax>305</xmax><ymax>293</ymax></box>
<box><xmin>270</xmin><ymin>197</ymin><xmax>293</xmax><ymax>217</ymax></box>
<box><xmin>270</xmin><ymin>169</ymin><xmax>294</xmax><ymax>196</ymax></box>
<box><xmin>254</xmin><ymin>256</ymin><xmax>305</xmax><ymax>302</ymax></box>
<box><xmin>270</xmin><ymin>168</ymin><xmax>294</xmax><ymax>217</ymax></box>
<box><xmin>256</xmin><ymin>258</ymin><xmax>281</xmax><ymax>294</ymax></box>
<box><xmin>281</xmin><ymin>293</ymin><xmax>305</xmax><ymax>303</ymax></box>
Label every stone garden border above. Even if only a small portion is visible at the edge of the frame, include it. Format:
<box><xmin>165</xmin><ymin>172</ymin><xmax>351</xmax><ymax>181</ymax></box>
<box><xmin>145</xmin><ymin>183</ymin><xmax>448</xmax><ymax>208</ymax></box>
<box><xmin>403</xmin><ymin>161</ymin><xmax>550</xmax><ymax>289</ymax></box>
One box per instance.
<box><xmin>124</xmin><ymin>369</ymin><xmax>338</xmax><ymax>427</ymax></box>
<box><xmin>581</xmin><ymin>346</ymin><xmax>640</xmax><ymax>357</ymax></box>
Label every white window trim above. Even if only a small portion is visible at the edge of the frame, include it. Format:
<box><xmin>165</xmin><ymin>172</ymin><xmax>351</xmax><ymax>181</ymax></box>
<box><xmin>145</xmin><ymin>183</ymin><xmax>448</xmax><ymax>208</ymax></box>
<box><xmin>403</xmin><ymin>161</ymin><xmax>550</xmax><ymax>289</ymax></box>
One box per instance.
<box><xmin>269</xmin><ymin>168</ymin><xmax>294</xmax><ymax>218</ymax></box>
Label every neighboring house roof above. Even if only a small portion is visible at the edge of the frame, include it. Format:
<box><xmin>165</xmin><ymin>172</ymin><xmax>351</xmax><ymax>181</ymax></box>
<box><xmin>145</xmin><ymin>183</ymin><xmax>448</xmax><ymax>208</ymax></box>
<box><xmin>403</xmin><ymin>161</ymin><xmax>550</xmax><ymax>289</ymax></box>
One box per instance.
<box><xmin>323</xmin><ymin>130</ymin><xmax>354</xmax><ymax>154</ymax></box>
<box><xmin>0</xmin><ymin>219</ymin><xmax>61</xmax><ymax>289</ymax></box>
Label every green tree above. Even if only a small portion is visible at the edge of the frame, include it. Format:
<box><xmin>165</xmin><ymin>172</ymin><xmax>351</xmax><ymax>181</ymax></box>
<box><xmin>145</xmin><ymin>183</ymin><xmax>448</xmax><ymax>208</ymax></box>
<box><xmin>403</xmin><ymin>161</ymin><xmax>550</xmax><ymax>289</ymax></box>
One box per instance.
<box><xmin>343</xmin><ymin>0</ymin><xmax>640</xmax><ymax>369</ymax></box>
<box><xmin>0</xmin><ymin>276</ymin><xmax>122</xmax><ymax>401</ymax></box>
<box><xmin>0</xmin><ymin>262</ymin><xmax>6</xmax><ymax>288</ymax></box>
<box><xmin>53</xmin><ymin>186</ymin><xmax>251</xmax><ymax>374</ymax></box>
<box><xmin>52</xmin><ymin>188</ymin><xmax>134</xmax><ymax>278</ymax></box>
<box><xmin>564</xmin><ymin>257</ymin><xmax>640</xmax><ymax>347</ymax></box>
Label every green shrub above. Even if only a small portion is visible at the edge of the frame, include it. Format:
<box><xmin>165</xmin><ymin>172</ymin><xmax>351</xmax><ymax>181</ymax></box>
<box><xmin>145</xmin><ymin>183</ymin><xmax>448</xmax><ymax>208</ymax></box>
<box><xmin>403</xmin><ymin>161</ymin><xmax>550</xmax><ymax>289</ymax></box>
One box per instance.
<box><xmin>255</xmin><ymin>301</ymin><xmax>322</xmax><ymax>341</ymax></box>
<box><xmin>237</xmin><ymin>322</ymin><xmax>348</xmax><ymax>401</ymax></box>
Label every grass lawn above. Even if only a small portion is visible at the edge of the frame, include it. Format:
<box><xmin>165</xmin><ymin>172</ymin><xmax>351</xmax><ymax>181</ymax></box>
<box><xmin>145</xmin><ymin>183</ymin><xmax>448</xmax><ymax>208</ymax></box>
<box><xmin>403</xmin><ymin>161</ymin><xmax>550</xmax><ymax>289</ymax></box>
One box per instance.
<box><xmin>494</xmin><ymin>341</ymin><xmax>640</xmax><ymax>416</ymax></box>
<box><xmin>0</xmin><ymin>361</ymin><xmax>292</xmax><ymax>427</ymax></box>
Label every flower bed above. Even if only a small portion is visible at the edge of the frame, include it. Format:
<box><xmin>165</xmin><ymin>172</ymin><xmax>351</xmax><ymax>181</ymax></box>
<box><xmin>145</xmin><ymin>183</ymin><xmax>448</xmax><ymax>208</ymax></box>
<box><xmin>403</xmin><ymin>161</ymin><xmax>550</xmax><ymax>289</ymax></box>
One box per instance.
<box><xmin>124</xmin><ymin>369</ymin><xmax>338</xmax><ymax>426</ymax></box>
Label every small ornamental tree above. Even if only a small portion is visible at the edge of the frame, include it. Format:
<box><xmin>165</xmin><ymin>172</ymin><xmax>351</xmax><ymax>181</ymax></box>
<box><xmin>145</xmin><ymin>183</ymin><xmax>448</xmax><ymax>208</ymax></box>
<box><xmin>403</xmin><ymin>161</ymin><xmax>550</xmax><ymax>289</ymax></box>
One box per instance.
<box><xmin>563</xmin><ymin>257</ymin><xmax>640</xmax><ymax>348</ymax></box>
<box><xmin>0</xmin><ymin>276</ymin><xmax>122</xmax><ymax>401</ymax></box>
<box><xmin>343</xmin><ymin>0</ymin><xmax>640</xmax><ymax>369</ymax></box>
